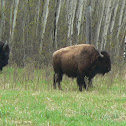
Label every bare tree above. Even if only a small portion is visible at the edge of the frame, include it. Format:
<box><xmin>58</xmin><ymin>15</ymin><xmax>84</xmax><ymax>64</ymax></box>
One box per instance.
<box><xmin>40</xmin><ymin>0</ymin><xmax>50</xmax><ymax>52</ymax></box>
<box><xmin>86</xmin><ymin>4</ymin><xmax>91</xmax><ymax>44</ymax></box>
<box><xmin>53</xmin><ymin>0</ymin><xmax>62</xmax><ymax>49</ymax></box>
<box><xmin>95</xmin><ymin>0</ymin><xmax>106</xmax><ymax>49</ymax></box>
<box><xmin>100</xmin><ymin>0</ymin><xmax>112</xmax><ymax>50</ymax></box>
<box><xmin>0</xmin><ymin>0</ymin><xmax>5</xmax><ymax>40</ymax></box>
<box><xmin>67</xmin><ymin>0</ymin><xmax>78</xmax><ymax>45</ymax></box>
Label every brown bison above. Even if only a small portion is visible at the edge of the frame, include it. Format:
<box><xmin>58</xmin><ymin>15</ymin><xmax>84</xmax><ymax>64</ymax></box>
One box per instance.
<box><xmin>52</xmin><ymin>44</ymin><xmax>111</xmax><ymax>91</ymax></box>
<box><xmin>0</xmin><ymin>41</ymin><xmax>10</xmax><ymax>71</ymax></box>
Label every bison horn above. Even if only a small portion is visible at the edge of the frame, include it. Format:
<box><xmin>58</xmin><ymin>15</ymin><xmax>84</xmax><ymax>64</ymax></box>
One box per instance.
<box><xmin>99</xmin><ymin>51</ymin><xmax>104</xmax><ymax>58</ymax></box>
<box><xmin>3</xmin><ymin>41</ymin><xmax>8</xmax><ymax>50</ymax></box>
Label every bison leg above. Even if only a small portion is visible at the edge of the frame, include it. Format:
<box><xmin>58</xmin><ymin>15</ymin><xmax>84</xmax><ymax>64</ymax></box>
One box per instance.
<box><xmin>53</xmin><ymin>73</ymin><xmax>57</xmax><ymax>89</ymax></box>
<box><xmin>83</xmin><ymin>80</ymin><xmax>87</xmax><ymax>90</ymax></box>
<box><xmin>77</xmin><ymin>75</ymin><xmax>85</xmax><ymax>91</ymax></box>
<box><xmin>87</xmin><ymin>77</ymin><xmax>93</xmax><ymax>88</ymax></box>
<box><xmin>53</xmin><ymin>72</ymin><xmax>63</xmax><ymax>90</ymax></box>
<box><xmin>57</xmin><ymin>73</ymin><xmax>63</xmax><ymax>90</ymax></box>
<box><xmin>88</xmin><ymin>78</ymin><xmax>93</xmax><ymax>87</ymax></box>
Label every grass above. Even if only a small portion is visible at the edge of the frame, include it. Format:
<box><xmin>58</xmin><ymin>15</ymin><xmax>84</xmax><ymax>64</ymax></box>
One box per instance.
<box><xmin>0</xmin><ymin>64</ymin><xmax>126</xmax><ymax>125</ymax></box>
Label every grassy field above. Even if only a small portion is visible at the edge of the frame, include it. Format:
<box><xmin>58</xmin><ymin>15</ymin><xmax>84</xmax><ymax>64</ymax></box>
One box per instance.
<box><xmin>0</xmin><ymin>64</ymin><xmax>126</xmax><ymax>126</ymax></box>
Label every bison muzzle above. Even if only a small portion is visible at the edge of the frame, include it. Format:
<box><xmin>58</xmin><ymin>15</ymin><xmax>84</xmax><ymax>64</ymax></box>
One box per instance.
<box><xmin>52</xmin><ymin>44</ymin><xmax>111</xmax><ymax>91</ymax></box>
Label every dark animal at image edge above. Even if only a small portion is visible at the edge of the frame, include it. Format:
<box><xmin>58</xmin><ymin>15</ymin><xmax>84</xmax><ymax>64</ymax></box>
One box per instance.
<box><xmin>0</xmin><ymin>41</ymin><xmax>10</xmax><ymax>71</ymax></box>
<box><xmin>52</xmin><ymin>44</ymin><xmax>111</xmax><ymax>91</ymax></box>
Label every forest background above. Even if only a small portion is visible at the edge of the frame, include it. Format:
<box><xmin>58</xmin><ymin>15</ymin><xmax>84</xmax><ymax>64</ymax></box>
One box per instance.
<box><xmin>0</xmin><ymin>0</ymin><xmax>126</xmax><ymax>66</ymax></box>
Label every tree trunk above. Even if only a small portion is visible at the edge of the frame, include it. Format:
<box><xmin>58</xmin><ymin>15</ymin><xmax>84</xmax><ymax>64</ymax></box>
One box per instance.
<box><xmin>116</xmin><ymin>0</ymin><xmax>126</xmax><ymax>57</ymax></box>
<box><xmin>109</xmin><ymin>0</ymin><xmax>119</xmax><ymax>50</ymax></box>
<box><xmin>35</xmin><ymin>0</ymin><xmax>41</xmax><ymax>37</ymax></box>
<box><xmin>86</xmin><ymin>5</ymin><xmax>91</xmax><ymax>44</ymax></box>
<box><xmin>67</xmin><ymin>0</ymin><xmax>78</xmax><ymax>45</ymax></box>
<box><xmin>40</xmin><ymin>0</ymin><xmax>50</xmax><ymax>52</ymax></box>
<box><xmin>10</xmin><ymin>0</ymin><xmax>19</xmax><ymax>43</ymax></box>
<box><xmin>110</xmin><ymin>1</ymin><xmax>119</xmax><ymax>34</ymax></box>
<box><xmin>0</xmin><ymin>0</ymin><xmax>5</xmax><ymax>40</ymax></box>
<box><xmin>100</xmin><ymin>0</ymin><xmax>112</xmax><ymax>50</ymax></box>
<box><xmin>117</xmin><ymin>0</ymin><xmax>126</xmax><ymax>39</ymax></box>
<box><xmin>76</xmin><ymin>0</ymin><xmax>84</xmax><ymax>36</ymax></box>
<box><xmin>95</xmin><ymin>0</ymin><xmax>106</xmax><ymax>49</ymax></box>
<box><xmin>53</xmin><ymin>0</ymin><xmax>62</xmax><ymax>49</ymax></box>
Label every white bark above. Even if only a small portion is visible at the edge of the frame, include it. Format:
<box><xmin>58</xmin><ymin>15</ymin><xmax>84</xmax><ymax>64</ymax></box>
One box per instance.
<box><xmin>95</xmin><ymin>0</ymin><xmax>106</xmax><ymax>49</ymax></box>
<box><xmin>117</xmin><ymin>0</ymin><xmax>126</xmax><ymax>39</ymax></box>
<box><xmin>76</xmin><ymin>0</ymin><xmax>84</xmax><ymax>36</ymax></box>
<box><xmin>110</xmin><ymin>0</ymin><xmax>119</xmax><ymax>34</ymax></box>
<box><xmin>0</xmin><ymin>0</ymin><xmax>5</xmax><ymax>40</ymax></box>
<box><xmin>109</xmin><ymin>0</ymin><xmax>119</xmax><ymax>47</ymax></box>
<box><xmin>100</xmin><ymin>0</ymin><xmax>112</xmax><ymax>50</ymax></box>
<box><xmin>40</xmin><ymin>0</ymin><xmax>50</xmax><ymax>52</ymax></box>
<box><xmin>10</xmin><ymin>0</ymin><xmax>19</xmax><ymax>43</ymax></box>
<box><xmin>122</xmin><ymin>7</ymin><xmax>126</xmax><ymax>26</ymax></box>
<box><xmin>55</xmin><ymin>0</ymin><xmax>62</xmax><ymax>29</ymax></box>
<box><xmin>86</xmin><ymin>5</ymin><xmax>91</xmax><ymax>44</ymax></box>
<box><xmin>54</xmin><ymin>0</ymin><xmax>62</xmax><ymax>49</ymax></box>
<box><xmin>9</xmin><ymin>2</ymin><xmax>14</xmax><ymax>43</ymax></box>
<box><xmin>67</xmin><ymin>0</ymin><xmax>78</xmax><ymax>45</ymax></box>
<box><xmin>116</xmin><ymin>0</ymin><xmax>126</xmax><ymax>57</ymax></box>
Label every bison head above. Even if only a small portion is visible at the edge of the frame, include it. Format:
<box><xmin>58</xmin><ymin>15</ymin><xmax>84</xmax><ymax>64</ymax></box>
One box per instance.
<box><xmin>95</xmin><ymin>51</ymin><xmax>111</xmax><ymax>75</ymax></box>
<box><xmin>0</xmin><ymin>41</ymin><xmax>10</xmax><ymax>71</ymax></box>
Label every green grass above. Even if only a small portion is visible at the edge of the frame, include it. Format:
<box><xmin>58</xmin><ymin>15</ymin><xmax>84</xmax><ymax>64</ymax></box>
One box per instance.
<box><xmin>0</xmin><ymin>65</ymin><xmax>126</xmax><ymax>126</ymax></box>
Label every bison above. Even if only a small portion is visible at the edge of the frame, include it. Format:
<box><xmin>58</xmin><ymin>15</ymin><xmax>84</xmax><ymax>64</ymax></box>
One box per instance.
<box><xmin>52</xmin><ymin>44</ymin><xmax>111</xmax><ymax>91</ymax></box>
<box><xmin>0</xmin><ymin>41</ymin><xmax>10</xmax><ymax>71</ymax></box>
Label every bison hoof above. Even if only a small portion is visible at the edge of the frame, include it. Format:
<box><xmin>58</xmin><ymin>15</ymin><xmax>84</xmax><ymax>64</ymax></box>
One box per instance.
<box><xmin>79</xmin><ymin>87</ymin><xmax>82</xmax><ymax>92</ymax></box>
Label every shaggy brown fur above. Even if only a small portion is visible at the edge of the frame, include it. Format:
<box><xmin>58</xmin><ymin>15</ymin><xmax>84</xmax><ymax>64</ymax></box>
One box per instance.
<box><xmin>52</xmin><ymin>44</ymin><xmax>111</xmax><ymax>91</ymax></box>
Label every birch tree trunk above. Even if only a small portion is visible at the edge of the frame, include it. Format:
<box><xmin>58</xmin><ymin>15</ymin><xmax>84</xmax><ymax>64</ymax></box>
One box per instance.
<box><xmin>76</xmin><ymin>0</ymin><xmax>84</xmax><ymax>36</ymax></box>
<box><xmin>100</xmin><ymin>0</ymin><xmax>112</xmax><ymax>50</ymax></box>
<box><xmin>9</xmin><ymin>0</ymin><xmax>19</xmax><ymax>64</ymax></box>
<box><xmin>117</xmin><ymin>0</ymin><xmax>126</xmax><ymax>39</ymax></box>
<box><xmin>86</xmin><ymin>5</ymin><xmax>91</xmax><ymax>44</ymax></box>
<box><xmin>95</xmin><ymin>0</ymin><xmax>106</xmax><ymax>49</ymax></box>
<box><xmin>22</xmin><ymin>0</ymin><xmax>29</xmax><ymax>66</ymax></box>
<box><xmin>40</xmin><ymin>0</ymin><xmax>50</xmax><ymax>52</ymax></box>
<box><xmin>110</xmin><ymin>1</ymin><xmax>119</xmax><ymax>34</ymax></box>
<box><xmin>122</xmin><ymin>8</ymin><xmax>126</xmax><ymax>28</ymax></box>
<box><xmin>22</xmin><ymin>4</ymin><xmax>26</xmax><ymax>66</ymax></box>
<box><xmin>9</xmin><ymin>2</ymin><xmax>13</xmax><ymax>43</ymax></box>
<box><xmin>109</xmin><ymin>0</ymin><xmax>119</xmax><ymax>48</ymax></box>
<box><xmin>0</xmin><ymin>0</ymin><xmax>5</xmax><ymax>40</ymax></box>
<box><xmin>10</xmin><ymin>0</ymin><xmax>19</xmax><ymax>43</ymax></box>
<box><xmin>67</xmin><ymin>0</ymin><xmax>77</xmax><ymax>45</ymax></box>
<box><xmin>53</xmin><ymin>0</ymin><xmax>62</xmax><ymax>49</ymax></box>
<box><xmin>116</xmin><ymin>0</ymin><xmax>126</xmax><ymax>57</ymax></box>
